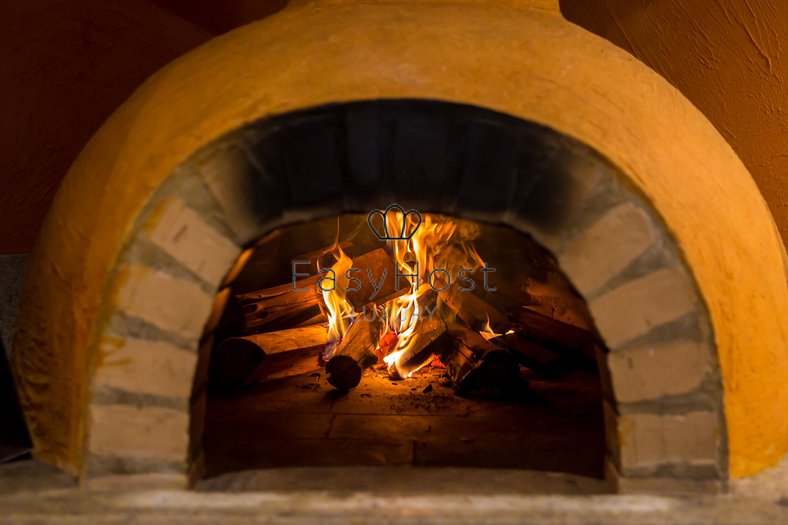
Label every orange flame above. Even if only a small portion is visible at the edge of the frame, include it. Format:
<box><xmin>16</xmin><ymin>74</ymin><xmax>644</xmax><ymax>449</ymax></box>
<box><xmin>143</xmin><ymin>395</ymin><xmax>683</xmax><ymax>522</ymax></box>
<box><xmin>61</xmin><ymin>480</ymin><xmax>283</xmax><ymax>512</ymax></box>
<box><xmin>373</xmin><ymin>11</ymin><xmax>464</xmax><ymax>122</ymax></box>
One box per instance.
<box><xmin>323</xmin><ymin>212</ymin><xmax>486</xmax><ymax>378</ymax></box>
<box><xmin>320</xmin><ymin>226</ymin><xmax>355</xmax><ymax>356</ymax></box>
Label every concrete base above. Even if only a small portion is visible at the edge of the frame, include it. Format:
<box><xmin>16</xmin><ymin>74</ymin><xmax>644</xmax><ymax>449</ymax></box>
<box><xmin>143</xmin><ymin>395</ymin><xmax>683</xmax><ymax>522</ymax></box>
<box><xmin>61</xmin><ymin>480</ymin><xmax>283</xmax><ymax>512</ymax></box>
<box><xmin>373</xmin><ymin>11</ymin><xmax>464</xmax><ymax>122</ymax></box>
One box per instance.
<box><xmin>1</xmin><ymin>488</ymin><xmax>786</xmax><ymax>524</ymax></box>
<box><xmin>1</xmin><ymin>461</ymin><xmax>786</xmax><ymax>524</ymax></box>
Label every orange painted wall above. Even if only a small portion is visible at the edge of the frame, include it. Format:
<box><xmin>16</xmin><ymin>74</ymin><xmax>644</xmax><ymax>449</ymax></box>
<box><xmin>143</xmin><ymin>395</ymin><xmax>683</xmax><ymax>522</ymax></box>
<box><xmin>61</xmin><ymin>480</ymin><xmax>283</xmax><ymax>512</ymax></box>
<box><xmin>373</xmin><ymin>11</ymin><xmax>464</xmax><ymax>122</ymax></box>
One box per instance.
<box><xmin>2</xmin><ymin>0</ymin><xmax>785</xmax><ymax>254</ymax></box>
<box><xmin>561</xmin><ymin>0</ymin><xmax>788</xmax><ymax>247</ymax></box>
<box><xmin>0</xmin><ymin>0</ymin><xmax>211</xmax><ymax>253</ymax></box>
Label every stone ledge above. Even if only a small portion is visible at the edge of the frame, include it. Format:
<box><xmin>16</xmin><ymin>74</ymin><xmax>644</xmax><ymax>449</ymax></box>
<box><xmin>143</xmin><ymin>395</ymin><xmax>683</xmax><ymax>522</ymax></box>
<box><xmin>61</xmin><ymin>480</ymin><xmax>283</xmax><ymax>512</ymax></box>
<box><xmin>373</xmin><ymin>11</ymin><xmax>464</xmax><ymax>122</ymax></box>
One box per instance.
<box><xmin>616</xmin><ymin>410</ymin><xmax>720</xmax><ymax>473</ymax></box>
<box><xmin>93</xmin><ymin>337</ymin><xmax>197</xmax><ymax>400</ymax></box>
<box><xmin>88</xmin><ymin>404</ymin><xmax>190</xmax><ymax>462</ymax></box>
<box><xmin>87</xmin><ymin>473</ymin><xmax>188</xmax><ymax>491</ymax></box>
<box><xmin>605</xmin><ymin>460</ymin><xmax>723</xmax><ymax>495</ymax></box>
<box><xmin>559</xmin><ymin>202</ymin><xmax>655</xmax><ymax>296</ymax></box>
<box><xmin>5</xmin><ymin>487</ymin><xmax>788</xmax><ymax>524</ymax></box>
<box><xmin>113</xmin><ymin>265</ymin><xmax>213</xmax><ymax>341</ymax></box>
<box><xmin>607</xmin><ymin>339</ymin><xmax>712</xmax><ymax>403</ymax></box>
<box><xmin>143</xmin><ymin>197</ymin><xmax>240</xmax><ymax>286</ymax></box>
<box><xmin>589</xmin><ymin>267</ymin><xmax>697</xmax><ymax>349</ymax></box>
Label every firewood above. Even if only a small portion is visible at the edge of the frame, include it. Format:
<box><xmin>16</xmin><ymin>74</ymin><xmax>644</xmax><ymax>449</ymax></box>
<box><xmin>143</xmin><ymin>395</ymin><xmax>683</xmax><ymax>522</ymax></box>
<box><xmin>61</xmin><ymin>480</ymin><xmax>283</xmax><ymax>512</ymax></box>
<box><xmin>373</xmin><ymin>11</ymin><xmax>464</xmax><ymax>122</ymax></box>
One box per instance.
<box><xmin>325</xmin><ymin>314</ymin><xmax>383</xmax><ymax>390</ymax></box>
<box><xmin>292</xmin><ymin>240</ymin><xmax>352</xmax><ymax>270</ymax></box>
<box><xmin>508</xmin><ymin>307</ymin><xmax>600</xmax><ymax>362</ymax></box>
<box><xmin>439</xmin><ymin>285</ymin><xmax>507</xmax><ymax>331</ymax></box>
<box><xmin>235</xmin><ymin>274</ymin><xmax>325</xmax><ymax>334</ymax></box>
<box><xmin>344</xmin><ymin>248</ymin><xmax>407</xmax><ymax>309</ymax></box>
<box><xmin>492</xmin><ymin>332</ymin><xmax>589</xmax><ymax>378</ymax></box>
<box><xmin>440</xmin><ymin>325</ymin><xmax>519</xmax><ymax>394</ymax></box>
<box><xmin>387</xmin><ymin>314</ymin><xmax>452</xmax><ymax>379</ymax></box>
<box><xmin>235</xmin><ymin>248</ymin><xmax>404</xmax><ymax>334</ymax></box>
<box><xmin>433</xmin><ymin>266</ymin><xmax>508</xmax><ymax>332</ymax></box>
<box><xmin>211</xmin><ymin>324</ymin><xmax>327</xmax><ymax>387</ymax></box>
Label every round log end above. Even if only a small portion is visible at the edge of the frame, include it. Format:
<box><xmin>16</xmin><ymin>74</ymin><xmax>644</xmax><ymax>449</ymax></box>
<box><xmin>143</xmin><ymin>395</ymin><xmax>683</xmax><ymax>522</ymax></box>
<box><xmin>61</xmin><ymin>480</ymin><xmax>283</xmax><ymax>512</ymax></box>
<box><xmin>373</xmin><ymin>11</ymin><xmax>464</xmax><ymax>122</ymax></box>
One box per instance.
<box><xmin>212</xmin><ymin>338</ymin><xmax>266</xmax><ymax>386</ymax></box>
<box><xmin>325</xmin><ymin>355</ymin><xmax>362</xmax><ymax>390</ymax></box>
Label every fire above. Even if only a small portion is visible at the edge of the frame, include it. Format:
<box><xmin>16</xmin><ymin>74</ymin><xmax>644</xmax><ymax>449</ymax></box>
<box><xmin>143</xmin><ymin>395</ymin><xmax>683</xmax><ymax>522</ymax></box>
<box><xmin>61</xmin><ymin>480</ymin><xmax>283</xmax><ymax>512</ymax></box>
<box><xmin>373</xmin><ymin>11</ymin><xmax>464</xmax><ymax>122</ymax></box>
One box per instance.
<box><xmin>321</xmin><ymin>210</ymin><xmax>486</xmax><ymax>379</ymax></box>
<box><xmin>320</xmin><ymin>230</ymin><xmax>355</xmax><ymax>357</ymax></box>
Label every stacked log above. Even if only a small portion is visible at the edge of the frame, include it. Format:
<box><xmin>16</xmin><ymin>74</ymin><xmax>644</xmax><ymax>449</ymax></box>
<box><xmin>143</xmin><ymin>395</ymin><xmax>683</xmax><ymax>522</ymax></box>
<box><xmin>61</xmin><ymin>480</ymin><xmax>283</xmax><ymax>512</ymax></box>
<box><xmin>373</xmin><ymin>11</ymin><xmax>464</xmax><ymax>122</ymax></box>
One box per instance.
<box><xmin>441</xmin><ymin>325</ymin><xmax>519</xmax><ymax>394</ymax></box>
<box><xmin>210</xmin><ymin>241</ymin><xmax>601</xmax><ymax>393</ymax></box>
<box><xmin>210</xmin><ymin>324</ymin><xmax>326</xmax><ymax>388</ymax></box>
<box><xmin>324</xmin><ymin>313</ymin><xmax>382</xmax><ymax>390</ymax></box>
<box><xmin>233</xmin><ymin>248</ymin><xmax>406</xmax><ymax>334</ymax></box>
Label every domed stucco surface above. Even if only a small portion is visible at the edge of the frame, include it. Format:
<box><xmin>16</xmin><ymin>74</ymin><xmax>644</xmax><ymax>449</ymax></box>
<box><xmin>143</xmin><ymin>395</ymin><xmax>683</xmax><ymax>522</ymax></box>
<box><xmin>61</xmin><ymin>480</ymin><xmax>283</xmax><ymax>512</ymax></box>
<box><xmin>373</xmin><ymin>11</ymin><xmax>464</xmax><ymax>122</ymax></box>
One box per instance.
<box><xmin>12</xmin><ymin>0</ymin><xmax>788</xmax><ymax>479</ymax></box>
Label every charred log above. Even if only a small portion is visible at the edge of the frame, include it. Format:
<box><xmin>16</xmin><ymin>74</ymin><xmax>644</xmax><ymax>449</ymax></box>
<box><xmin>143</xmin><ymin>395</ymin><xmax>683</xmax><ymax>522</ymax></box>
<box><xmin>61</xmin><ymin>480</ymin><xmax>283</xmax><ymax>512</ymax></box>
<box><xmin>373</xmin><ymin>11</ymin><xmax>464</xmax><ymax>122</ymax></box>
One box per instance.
<box><xmin>440</xmin><ymin>326</ymin><xmax>520</xmax><ymax>394</ymax></box>
<box><xmin>388</xmin><ymin>314</ymin><xmax>452</xmax><ymax>379</ymax></box>
<box><xmin>493</xmin><ymin>332</ymin><xmax>592</xmax><ymax>378</ymax></box>
<box><xmin>508</xmin><ymin>307</ymin><xmax>600</xmax><ymax>363</ymax></box>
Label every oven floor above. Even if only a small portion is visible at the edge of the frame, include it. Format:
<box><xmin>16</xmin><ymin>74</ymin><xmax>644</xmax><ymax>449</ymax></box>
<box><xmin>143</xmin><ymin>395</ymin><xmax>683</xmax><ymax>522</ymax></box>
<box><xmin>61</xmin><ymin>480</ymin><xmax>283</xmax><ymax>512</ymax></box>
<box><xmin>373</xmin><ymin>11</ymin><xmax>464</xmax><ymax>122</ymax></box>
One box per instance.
<box><xmin>203</xmin><ymin>365</ymin><xmax>605</xmax><ymax>480</ymax></box>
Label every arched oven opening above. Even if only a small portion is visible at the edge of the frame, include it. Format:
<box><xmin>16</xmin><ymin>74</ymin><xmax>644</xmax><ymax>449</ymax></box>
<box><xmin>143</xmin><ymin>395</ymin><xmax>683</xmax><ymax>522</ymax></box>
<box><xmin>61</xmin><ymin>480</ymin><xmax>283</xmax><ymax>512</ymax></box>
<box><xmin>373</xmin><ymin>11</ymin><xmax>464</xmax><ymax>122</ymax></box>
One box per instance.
<box><xmin>13</xmin><ymin>99</ymin><xmax>725</xmax><ymax>494</ymax></box>
<box><xmin>201</xmin><ymin>212</ymin><xmax>606</xmax><ymax>485</ymax></box>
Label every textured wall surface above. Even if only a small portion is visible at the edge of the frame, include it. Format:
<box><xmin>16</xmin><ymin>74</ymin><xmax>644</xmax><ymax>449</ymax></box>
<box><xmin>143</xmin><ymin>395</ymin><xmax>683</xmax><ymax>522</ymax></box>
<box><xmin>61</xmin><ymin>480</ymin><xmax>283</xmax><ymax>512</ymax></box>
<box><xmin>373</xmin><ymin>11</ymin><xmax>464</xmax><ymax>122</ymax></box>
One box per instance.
<box><xmin>2</xmin><ymin>0</ymin><xmax>785</xmax><ymax>255</ymax></box>
<box><xmin>0</xmin><ymin>0</ymin><xmax>211</xmax><ymax>253</ymax></box>
<box><xmin>0</xmin><ymin>255</ymin><xmax>30</xmax><ymax>358</ymax></box>
<box><xmin>561</xmin><ymin>0</ymin><xmax>788</xmax><ymax>246</ymax></box>
<box><xmin>11</xmin><ymin>0</ymin><xmax>787</xmax><ymax>479</ymax></box>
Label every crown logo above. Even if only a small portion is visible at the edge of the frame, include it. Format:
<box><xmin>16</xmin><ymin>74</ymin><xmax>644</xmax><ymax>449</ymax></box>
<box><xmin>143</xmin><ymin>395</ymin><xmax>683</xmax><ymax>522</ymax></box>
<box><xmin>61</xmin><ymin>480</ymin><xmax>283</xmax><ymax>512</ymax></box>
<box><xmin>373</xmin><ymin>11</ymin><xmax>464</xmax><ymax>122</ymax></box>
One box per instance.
<box><xmin>367</xmin><ymin>204</ymin><xmax>422</xmax><ymax>241</ymax></box>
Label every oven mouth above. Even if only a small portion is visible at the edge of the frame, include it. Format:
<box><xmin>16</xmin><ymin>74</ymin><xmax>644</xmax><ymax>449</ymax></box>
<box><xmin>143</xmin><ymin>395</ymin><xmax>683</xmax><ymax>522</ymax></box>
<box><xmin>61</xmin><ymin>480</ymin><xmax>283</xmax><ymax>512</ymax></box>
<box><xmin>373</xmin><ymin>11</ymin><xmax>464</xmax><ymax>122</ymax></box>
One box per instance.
<box><xmin>12</xmin><ymin>98</ymin><xmax>724</xmax><ymax>492</ymax></box>
<box><xmin>201</xmin><ymin>211</ymin><xmax>606</xmax><ymax>484</ymax></box>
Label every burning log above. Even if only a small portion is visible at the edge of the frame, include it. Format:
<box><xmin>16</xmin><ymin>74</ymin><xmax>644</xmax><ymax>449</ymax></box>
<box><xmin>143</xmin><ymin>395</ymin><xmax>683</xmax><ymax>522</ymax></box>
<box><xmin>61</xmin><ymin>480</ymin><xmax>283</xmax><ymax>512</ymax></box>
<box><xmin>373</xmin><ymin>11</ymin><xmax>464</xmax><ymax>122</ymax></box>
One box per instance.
<box><xmin>387</xmin><ymin>314</ymin><xmax>452</xmax><ymax>379</ymax></box>
<box><xmin>236</xmin><ymin>275</ymin><xmax>325</xmax><ymax>334</ymax></box>
<box><xmin>235</xmin><ymin>248</ymin><xmax>404</xmax><ymax>334</ymax></box>
<box><xmin>440</xmin><ymin>326</ymin><xmax>520</xmax><ymax>394</ymax></box>
<box><xmin>325</xmin><ymin>314</ymin><xmax>383</xmax><ymax>390</ymax></box>
<box><xmin>343</xmin><ymin>248</ymin><xmax>407</xmax><ymax>309</ymax></box>
<box><xmin>441</xmin><ymin>285</ymin><xmax>599</xmax><ymax>370</ymax></box>
<box><xmin>437</xmin><ymin>280</ymin><xmax>507</xmax><ymax>332</ymax></box>
<box><xmin>211</xmin><ymin>324</ymin><xmax>326</xmax><ymax>387</ymax></box>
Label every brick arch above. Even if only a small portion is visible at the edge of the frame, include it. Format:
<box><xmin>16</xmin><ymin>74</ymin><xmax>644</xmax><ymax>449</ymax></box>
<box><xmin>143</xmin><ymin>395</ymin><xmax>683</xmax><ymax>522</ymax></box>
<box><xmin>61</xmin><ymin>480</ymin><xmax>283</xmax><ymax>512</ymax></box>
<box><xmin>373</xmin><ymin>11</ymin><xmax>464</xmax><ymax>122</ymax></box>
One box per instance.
<box><xmin>85</xmin><ymin>100</ymin><xmax>724</xmax><ymax>490</ymax></box>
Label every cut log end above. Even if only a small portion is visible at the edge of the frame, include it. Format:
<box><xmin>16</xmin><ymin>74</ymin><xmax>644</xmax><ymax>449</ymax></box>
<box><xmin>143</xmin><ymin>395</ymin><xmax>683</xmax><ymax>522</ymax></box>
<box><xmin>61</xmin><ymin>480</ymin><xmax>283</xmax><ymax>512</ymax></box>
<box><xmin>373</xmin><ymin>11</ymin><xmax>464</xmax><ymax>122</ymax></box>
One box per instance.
<box><xmin>324</xmin><ymin>312</ymin><xmax>382</xmax><ymax>390</ymax></box>
<box><xmin>441</xmin><ymin>325</ymin><xmax>521</xmax><ymax>395</ymax></box>
<box><xmin>211</xmin><ymin>339</ymin><xmax>266</xmax><ymax>386</ymax></box>
<box><xmin>211</xmin><ymin>325</ymin><xmax>326</xmax><ymax>388</ymax></box>
<box><xmin>457</xmin><ymin>348</ymin><xmax>520</xmax><ymax>395</ymax></box>
<box><xmin>325</xmin><ymin>355</ymin><xmax>363</xmax><ymax>390</ymax></box>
